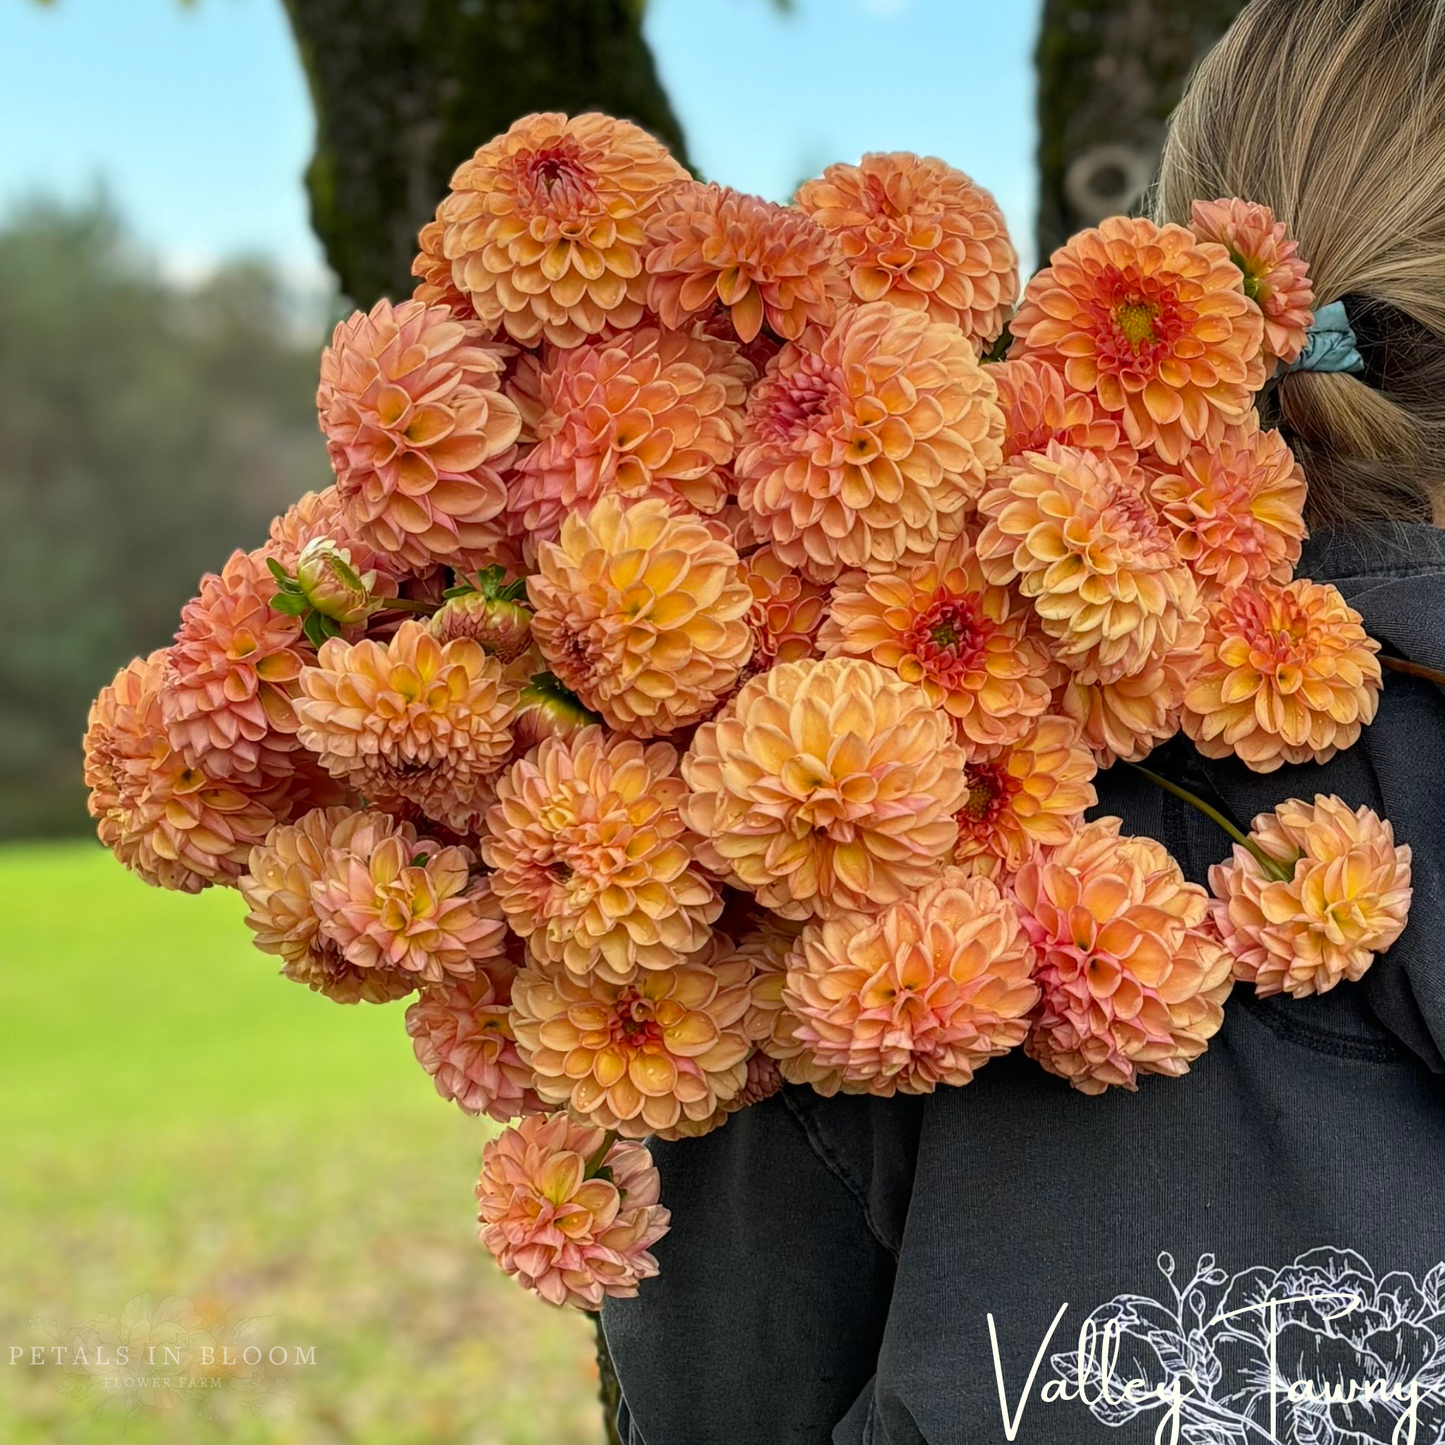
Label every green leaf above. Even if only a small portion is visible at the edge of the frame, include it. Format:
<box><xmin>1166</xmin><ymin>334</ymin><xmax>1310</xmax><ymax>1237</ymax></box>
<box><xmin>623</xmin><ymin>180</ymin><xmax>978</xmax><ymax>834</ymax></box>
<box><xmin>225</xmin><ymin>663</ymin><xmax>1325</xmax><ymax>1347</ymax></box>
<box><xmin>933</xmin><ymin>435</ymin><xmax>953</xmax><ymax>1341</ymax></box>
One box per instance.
<box><xmin>270</xmin><ymin>591</ymin><xmax>308</xmax><ymax>616</ymax></box>
<box><xmin>265</xmin><ymin>557</ymin><xmax>292</xmax><ymax>584</ymax></box>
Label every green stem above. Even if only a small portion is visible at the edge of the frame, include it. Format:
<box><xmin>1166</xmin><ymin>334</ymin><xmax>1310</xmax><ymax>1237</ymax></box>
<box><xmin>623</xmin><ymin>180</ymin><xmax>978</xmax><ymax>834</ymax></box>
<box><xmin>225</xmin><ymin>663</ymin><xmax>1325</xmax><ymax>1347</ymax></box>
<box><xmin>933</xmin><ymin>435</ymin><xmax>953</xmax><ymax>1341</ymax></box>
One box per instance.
<box><xmin>1124</xmin><ymin>762</ymin><xmax>1295</xmax><ymax>883</ymax></box>
<box><xmin>1381</xmin><ymin>654</ymin><xmax>1445</xmax><ymax>688</ymax></box>
<box><xmin>583</xmin><ymin>1129</ymin><xmax>618</xmax><ymax>1181</ymax></box>
<box><xmin>373</xmin><ymin>597</ymin><xmax>440</xmax><ymax>616</ymax></box>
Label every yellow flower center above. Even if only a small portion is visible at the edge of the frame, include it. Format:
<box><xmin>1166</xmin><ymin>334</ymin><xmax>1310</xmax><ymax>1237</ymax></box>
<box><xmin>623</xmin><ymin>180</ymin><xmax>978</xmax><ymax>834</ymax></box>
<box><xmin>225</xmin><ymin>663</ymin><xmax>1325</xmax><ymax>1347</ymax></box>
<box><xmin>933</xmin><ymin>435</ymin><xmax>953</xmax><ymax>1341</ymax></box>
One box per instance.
<box><xmin>1114</xmin><ymin>301</ymin><xmax>1159</xmax><ymax>348</ymax></box>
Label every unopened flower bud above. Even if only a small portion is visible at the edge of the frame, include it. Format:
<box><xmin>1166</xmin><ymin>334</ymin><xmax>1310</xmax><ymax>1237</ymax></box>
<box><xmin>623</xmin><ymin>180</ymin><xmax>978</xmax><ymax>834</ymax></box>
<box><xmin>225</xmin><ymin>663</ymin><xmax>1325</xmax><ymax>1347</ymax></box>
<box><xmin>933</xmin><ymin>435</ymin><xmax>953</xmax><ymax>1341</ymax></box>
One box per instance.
<box><xmin>296</xmin><ymin>538</ymin><xmax>379</xmax><ymax>625</ymax></box>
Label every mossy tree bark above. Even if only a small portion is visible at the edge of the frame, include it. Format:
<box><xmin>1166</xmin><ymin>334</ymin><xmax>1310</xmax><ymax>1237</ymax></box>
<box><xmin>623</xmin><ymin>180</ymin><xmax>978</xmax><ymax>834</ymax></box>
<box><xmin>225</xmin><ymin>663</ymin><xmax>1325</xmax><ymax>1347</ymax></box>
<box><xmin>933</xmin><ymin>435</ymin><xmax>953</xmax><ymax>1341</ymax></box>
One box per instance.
<box><xmin>1034</xmin><ymin>0</ymin><xmax>1246</xmax><ymax>262</ymax></box>
<box><xmin>279</xmin><ymin>0</ymin><xmax>689</xmax><ymax>308</ymax></box>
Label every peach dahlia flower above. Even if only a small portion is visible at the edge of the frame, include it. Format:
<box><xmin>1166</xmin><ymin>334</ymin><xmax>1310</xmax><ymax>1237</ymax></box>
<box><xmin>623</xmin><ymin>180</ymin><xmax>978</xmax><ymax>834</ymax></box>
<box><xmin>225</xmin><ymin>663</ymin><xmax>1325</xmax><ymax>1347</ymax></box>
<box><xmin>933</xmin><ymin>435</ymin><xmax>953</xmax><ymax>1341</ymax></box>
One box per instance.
<box><xmin>797</xmin><ymin>151</ymin><xmax>1017</xmax><ymax>350</ymax></box>
<box><xmin>681</xmin><ymin>657</ymin><xmax>969</xmax><ymax>919</ymax></box>
<box><xmin>736</xmin><ymin>544</ymin><xmax>830</xmax><ymax>683</ymax></box>
<box><xmin>1210</xmin><ymin>795</ymin><xmax>1411</xmax><ymax>999</ymax></box>
<box><xmin>988</xmin><ymin>356</ymin><xmax>1134</xmax><ymax>466</ymax></box>
<box><xmin>477</xmin><ymin>1113</ymin><xmax>669</xmax><ymax>1309</ymax></box>
<box><xmin>736</xmin><ymin>301</ymin><xmax>1004</xmax><ymax>581</ymax></box>
<box><xmin>1181</xmin><ymin>580</ymin><xmax>1382</xmax><ymax>771</ymax></box>
<box><xmin>1011</xmin><ymin>216</ymin><xmax>1264</xmax><ymax>464</ymax></box>
<box><xmin>439</xmin><ymin>111</ymin><xmax>688</xmax><ymax>347</ymax></box>
<box><xmin>1017</xmin><ymin>818</ymin><xmax>1233</xmax><ymax>1094</ymax></box>
<box><xmin>784</xmin><ymin>869</ymin><xmax>1038</xmax><ymax>1094</ymax></box>
<box><xmin>479</xmin><ymin>727</ymin><xmax>721</xmax><ymax>982</ymax></box>
<box><xmin>411</xmin><ymin>215</ymin><xmax>478</xmax><ymax>321</ymax></box>
<box><xmin>528</xmin><ymin>495</ymin><xmax>754</xmax><ymax>736</ymax></box>
<box><xmin>319</xmin><ymin>298</ymin><xmax>520</xmax><ymax>573</ymax></box>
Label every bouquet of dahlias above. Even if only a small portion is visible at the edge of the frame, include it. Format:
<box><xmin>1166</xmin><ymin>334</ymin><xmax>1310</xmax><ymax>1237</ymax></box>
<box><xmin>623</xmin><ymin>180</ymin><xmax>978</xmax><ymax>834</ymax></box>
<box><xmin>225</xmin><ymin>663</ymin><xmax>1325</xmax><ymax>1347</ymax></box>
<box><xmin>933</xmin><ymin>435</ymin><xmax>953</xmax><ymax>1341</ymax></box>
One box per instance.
<box><xmin>85</xmin><ymin>113</ymin><xmax>1414</xmax><ymax>1312</ymax></box>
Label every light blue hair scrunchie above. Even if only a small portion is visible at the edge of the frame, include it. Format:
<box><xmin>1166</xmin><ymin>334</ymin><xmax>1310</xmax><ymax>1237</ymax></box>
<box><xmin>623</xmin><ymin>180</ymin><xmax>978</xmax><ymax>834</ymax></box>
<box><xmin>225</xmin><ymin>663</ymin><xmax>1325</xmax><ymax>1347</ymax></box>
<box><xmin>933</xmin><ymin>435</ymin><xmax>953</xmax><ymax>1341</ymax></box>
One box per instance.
<box><xmin>1280</xmin><ymin>298</ymin><xmax>1366</xmax><ymax>376</ymax></box>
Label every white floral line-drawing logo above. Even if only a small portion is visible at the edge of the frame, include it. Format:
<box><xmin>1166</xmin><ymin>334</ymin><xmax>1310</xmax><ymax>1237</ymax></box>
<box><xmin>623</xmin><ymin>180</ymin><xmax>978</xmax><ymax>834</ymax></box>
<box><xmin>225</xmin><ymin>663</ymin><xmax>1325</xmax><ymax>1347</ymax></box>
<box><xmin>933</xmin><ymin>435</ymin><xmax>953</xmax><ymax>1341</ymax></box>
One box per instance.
<box><xmin>16</xmin><ymin>1293</ymin><xmax>312</xmax><ymax>1426</ymax></box>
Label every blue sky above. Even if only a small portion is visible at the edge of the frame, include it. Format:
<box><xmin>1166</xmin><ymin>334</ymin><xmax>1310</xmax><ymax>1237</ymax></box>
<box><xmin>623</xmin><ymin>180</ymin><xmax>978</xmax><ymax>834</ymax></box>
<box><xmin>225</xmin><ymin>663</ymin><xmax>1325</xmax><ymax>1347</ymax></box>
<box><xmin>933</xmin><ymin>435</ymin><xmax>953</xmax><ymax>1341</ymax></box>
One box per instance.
<box><xmin>1</xmin><ymin>0</ymin><xmax>1040</xmax><ymax>286</ymax></box>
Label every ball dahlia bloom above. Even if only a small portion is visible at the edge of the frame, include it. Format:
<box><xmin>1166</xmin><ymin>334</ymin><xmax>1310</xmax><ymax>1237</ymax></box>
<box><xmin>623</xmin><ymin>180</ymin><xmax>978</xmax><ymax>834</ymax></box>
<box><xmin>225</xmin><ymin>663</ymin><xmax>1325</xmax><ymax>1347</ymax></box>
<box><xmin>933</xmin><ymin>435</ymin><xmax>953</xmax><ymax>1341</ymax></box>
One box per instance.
<box><xmin>681</xmin><ymin>657</ymin><xmax>969</xmax><ymax>919</ymax></box>
<box><xmin>952</xmin><ymin>714</ymin><xmax>1098</xmax><ymax>872</ymax></box>
<box><xmin>1181</xmin><ymin>579</ymin><xmax>1382</xmax><ymax>771</ymax></box>
<box><xmin>508</xmin><ymin>325</ymin><xmax>752</xmax><ymax>541</ymax></box>
<box><xmin>85</xmin><ymin>651</ymin><xmax>280</xmax><ymax>893</ymax></box>
<box><xmin>479</xmin><ymin>727</ymin><xmax>721</xmax><ymax>982</ymax></box>
<box><xmin>528</xmin><ymin>495</ymin><xmax>754</xmax><ymax>736</ymax></box>
<box><xmin>1151</xmin><ymin>420</ymin><xmax>1307</xmax><ymax>595</ymax></box>
<box><xmin>1016</xmin><ymin>818</ymin><xmax>1234</xmax><ymax>1094</ymax></box>
<box><xmin>819</xmin><ymin>534</ymin><xmax>1055</xmax><ymax>748</ymax></box>
<box><xmin>318</xmin><ymin>298</ymin><xmax>521</xmax><ymax>572</ymax></box>
<box><xmin>1210</xmin><ymin>795</ymin><xmax>1412</xmax><ymax>998</ymax></box>
<box><xmin>406</xmin><ymin>959</ymin><xmax>544</xmax><ymax>1120</ymax></box>
<box><xmin>439</xmin><ymin>111</ymin><xmax>688</xmax><ymax>347</ymax></box>
<box><xmin>796</xmin><ymin>151</ymin><xmax>1017</xmax><ymax>350</ymax></box>
<box><xmin>239</xmin><ymin>806</ymin><xmax>419</xmax><ymax>1005</ymax></box>
<box><xmin>988</xmin><ymin>356</ymin><xmax>1134</xmax><ymax>466</ymax></box>
<box><xmin>509</xmin><ymin>943</ymin><xmax>753</xmax><ymax>1138</ymax></box>
<box><xmin>296</xmin><ymin>621</ymin><xmax>520</xmax><ymax>833</ymax></box>
<box><xmin>736</xmin><ymin>543</ymin><xmax>830</xmax><ymax>683</ymax></box>
<box><xmin>1190</xmin><ymin>198</ymin><xmax>1314</xmax><ymax>370</ymax></box>
<box><xmin>977</xmin><ymin>443</ymin><xmax>1200</xmax><ymax>685</ymax></box>
<box><xmin>644</xmin><ymin>183</ymin><xmax>841</xmax><ymax>343</ymax></box>
<box><xmin>161</xmin><ymin>548</ymin><xmax>308</xmax><ymax>785</ymax></box>
<box><xmin>784</xmin><ymin>869</ymin><xmax>1038</xmax><ymax>1093</ymax></box>
<box><xmin>736</xmin><ymin>301</ymin><xmax>1005</xmax><ymax>581</ymax></box>
<box><xmin>1011</xmin><ymin>216</ymin><xmax>1265</xmax><ymax>464</ymax></box>
<box><xmin>477</xmin><ymin>1113</ymin><xmax>668</xmax><ymax>1309</ymax></box>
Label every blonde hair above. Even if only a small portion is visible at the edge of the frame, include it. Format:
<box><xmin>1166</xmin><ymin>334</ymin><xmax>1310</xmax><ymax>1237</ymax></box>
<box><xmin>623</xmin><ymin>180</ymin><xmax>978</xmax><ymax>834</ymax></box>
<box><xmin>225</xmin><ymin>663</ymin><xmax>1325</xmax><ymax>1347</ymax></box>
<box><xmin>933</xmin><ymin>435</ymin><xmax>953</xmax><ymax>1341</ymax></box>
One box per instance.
<box><xmin>1154</xmin><ymin>0</ymin><xmax>1445</xmax><ymax>526</ymax></box>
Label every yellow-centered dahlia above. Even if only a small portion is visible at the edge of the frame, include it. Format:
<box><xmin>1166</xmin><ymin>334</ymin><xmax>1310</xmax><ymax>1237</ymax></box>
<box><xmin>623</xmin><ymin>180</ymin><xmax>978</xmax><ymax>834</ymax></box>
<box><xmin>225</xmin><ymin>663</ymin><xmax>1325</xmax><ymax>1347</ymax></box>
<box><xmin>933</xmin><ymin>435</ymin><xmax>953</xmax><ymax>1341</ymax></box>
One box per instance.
<box><xmin>318</xmin><ymin>298</ymin><xmax>520</xmax><ymax>572</ymax></box>
<box><xmin>978</xmin><ymin>443</ymin><xmax>1199</xmax><ymax>685</ymax></box>
<box><xmin>1151</xmin><ymin>420</ymin><xmax>1306</xmax><ymax>595</ymax></box>
<box><xmin>239</xmin><ymin>807</ymin><xmax>420</xmax><ymax>1005</ymax></box>
<box><xmin>412</xmin><ymin>215</ymin><xmax>479</xmax><ymax>321</ymax></box>
<box><xmin>1209</xmin><ymin>795</ymin><xmax>1412</xmax><ymax>998</ymax></box>
<box><xmin>85</xmin><ymin>651</ymin><xmax>280</xmax><ymax>893</ymax></box>
<box><xmin>295</xmin><ymin>620</ymin><xmax>520</xmax><ymax>832</ymax></box>
<box><xmin>439</xmin><ymin>111</ymin><xmax>688</xmax><ymax>347</ymax></box>
<box><xmin>736</xmin><ymin>543</ymin><xmax>830</xmax><ymax>684</ymax></box>
<box><xmin>479</xmin><ymin>727</ymin><xmax>721</xmax><ymax>982</ymax></box>
<box><xmin>1190</xmin><ymin>198</ymin><xmax>1314</xmax><ymax>370</ymax></box>
<box><xmin>477</xmin><ymin>1113</ymin><xmax>668</xmax><ymax>1309</ymax></box>
<box><xmin>528</xmin><ymin>495</ymin><xmax>754</xmax><ymax>736</ymax></box>
<box><xmin>1181</xmin><ymin>580</ymin><xmax>1382</xmax><ymax>771</ymax></box>
<box><xmin>988</xmin><ymin>356</ymin><xmax>1134</xmax><ymax>466</ymax></box>
<box><xmin>796</xmin><ymin>151</ymin><xmax>1017</xmax><ymax>350</ymax></box>
<box><xmin>819</xmin><ymin>534</ymin><xmax>1055</xmax><ymax>747</ymax></box>
<box><xmin>161</xmin><ymin>548</ymin><xmax>308</xmax><ymax>785</ymax></box>
<box><xmin>644</xmin><ymin>183</ymin><xmax>841</xmax><ymax>344</ymax></box>
<box><xmin>681</xmin><ymin>657</ymin><xmax>969</xmax><ymax>919</ymax></box>
<box><xmin>952</xmin><ymin>714</ymin><xmax>1098</xmax><ymax>872</ymax></box>
<box><xmin>1011</xmin><ymin>217</ymin><xmax>1264</xmax><ymax>464</ymax></box>
<box><xmin>784</xmin><ymin>869</ymin><xmax>1037</xmax><ymax>1094</ymax></box>
<box><xmin>1016</xmin><ymin>818</ymin><xmax>1234</xmax><ymax>1094</ymax></box>
<box><xmin>508</xmin><ymin>325</ymin><xmax>752</xmax><ymax>541</ymax></box>
<box><xmin>509</xmin><ymin>942</ymin><xmax>753</xmax><ymax>1139</ymax></box>
<box><xmin>736</xmin><ymin>301</ymin><xmax>1005</xmax><ymax>581</ymax></box>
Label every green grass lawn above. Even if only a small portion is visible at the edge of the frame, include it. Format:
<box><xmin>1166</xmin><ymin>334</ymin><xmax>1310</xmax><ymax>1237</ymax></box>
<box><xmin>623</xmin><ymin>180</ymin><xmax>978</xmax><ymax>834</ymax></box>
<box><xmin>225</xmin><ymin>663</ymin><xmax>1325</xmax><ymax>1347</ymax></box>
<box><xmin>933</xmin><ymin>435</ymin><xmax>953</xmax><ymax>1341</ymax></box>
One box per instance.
<box><xmin>0</xmin><ymin>840</ymin><xmax>603</xmax><ymax>1445</ymax></box>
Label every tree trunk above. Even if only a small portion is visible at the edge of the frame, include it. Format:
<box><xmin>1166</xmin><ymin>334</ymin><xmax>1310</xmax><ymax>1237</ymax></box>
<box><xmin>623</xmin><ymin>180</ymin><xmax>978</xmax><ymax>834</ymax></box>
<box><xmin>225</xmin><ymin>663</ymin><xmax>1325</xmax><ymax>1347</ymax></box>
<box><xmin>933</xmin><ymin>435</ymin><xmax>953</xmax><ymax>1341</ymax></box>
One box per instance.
<box><xmin>280</xmin><ymin>0</ymin><xmax>689</xmax><ymax>308</ymax></box>
<box><xmin>1034</xmin><ymin>0</ymin><xmax>1246</xmax><ymax>262</ymax></box>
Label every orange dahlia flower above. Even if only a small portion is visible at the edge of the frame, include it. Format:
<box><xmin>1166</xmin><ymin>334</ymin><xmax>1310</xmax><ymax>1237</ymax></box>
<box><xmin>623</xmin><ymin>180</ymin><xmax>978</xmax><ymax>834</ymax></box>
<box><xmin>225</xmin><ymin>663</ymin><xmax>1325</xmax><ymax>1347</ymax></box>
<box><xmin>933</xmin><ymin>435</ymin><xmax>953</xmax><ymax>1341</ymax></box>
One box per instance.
<box><xmin>819</xmin><ymin>533</ymin><xmax>1055</xmax><ymax>748</ymax></box>
<box><xmin>681</xmin><ymin>657</ymin><xmax>969</xmax><ymax>919</ymax></box>
<box><xmin>412</xmin><ymin>215</ymin><xmax>478</xmax><ymax>321</ymax></box>
<box><xmin>528</xmin><ymin>495</ymin><xmax>754</xmax><ymax>736</ymax></box>
<box><xmin>952</xmin><ymin>714</ymin><xmax>1098</xmax><ymax>872</ymax></box>
<box><xmin>477</xmin><ymin>1113</ymin><xmax>668</xmax><ymax>1309</ymax></box>
<box><xmin>508</xmin><ymin>325</ymin><xmax>752</xmax><ymax>541</ymax></box>
<box><xmin>1210</xmin><ymin>795</ymin><xmax>1411</xmax><ymax>998</ymax></box>
<box><xmin>736</xmin><ymin>301</ymin><xmax>1004</xmax><ymax>581</ymax></box>
<box><xmin>1011</xmin><ymin>217</ymin><xmax>1264</xmax><ymax>464</ymax></box>
<box><xmin>1016</xmin><ymin>818</ymin><xmax>1234</xmax><ymax>1094</ymax></box>
<box><xmin>85</xmin><ymin>651</ymin><xmax>280</xmax><ymax>893</ymax></box>
<box><xmin>644</xmin><ymin>183</ymin><xmax>841</xmax><ymax>344</ymax></box>
<box><xmin>295</xmin><ymin>620</ymin><xmax>520</xmax><ymax>833</ymax></box>
<box><xmin>784</xmin><ymin>869</ymin><xmax>1038</xmax><ymax>1094</ymax></box>
<box><xmin>796</xmin><ymin>151</ymin><xmax>1017</xmax><ymax>350</ymax></box>
<box><xmin>439</xmin><ymin>111</ymin><xmax>687</xmax><ymax>347</ymax></box>
<box><xmin>977</xmin><ymin>443</ymin><xmax>1200</xmax><ymax>685</ymax></box>
<box><xmin>509</xmin><ymin>943</ymin><xmax>753</xmax><ymax>1139</ymax></box>
<box><xmin>736</xmin><ymin>543</ymin><xmax>830</xmax><ymax>684</ymax></box>
<box><xmin>240</xmin><ymin>806</ymin><xmax>419</xmax><ymax>1005</ymax></box>
<box><xmin>479</xmin><ymin>727</ymin><xmax>721</xmax><ymax>982</ymax></box>
<box><xmin>1181</xmin><ymin>579</ymin><xmax>1382</xmax><ymax>771</ymax></box>
<box><xmin>1190</xmin><ymin>198</ymin><xmax>1314</xmax><ymax>370</ymax></box>
<box><xmin>1151</xmin><ymin>420</ymin><xmax>1307</xmax><ymax>595</ymax></box>
<box><xmin>988</xmin><ymin>356</ymin><xmax>1134</xmax><ymax>466</ymax></box>
<box><xmin>319</xmin><ymin>298</ymin><xmax>520</xmax><ymax>572</ymax></box>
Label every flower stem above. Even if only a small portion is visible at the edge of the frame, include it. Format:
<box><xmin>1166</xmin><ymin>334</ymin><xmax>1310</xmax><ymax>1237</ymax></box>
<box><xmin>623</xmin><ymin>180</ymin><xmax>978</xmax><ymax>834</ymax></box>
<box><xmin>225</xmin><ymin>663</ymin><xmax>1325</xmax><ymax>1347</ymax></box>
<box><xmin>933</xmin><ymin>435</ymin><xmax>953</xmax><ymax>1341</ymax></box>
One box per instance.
<box><xmin>1381</xmin><ymin>654</ymin><xmax>1445</xmax><ymax>688</ymax></box>
<box><xmin>373</xmin><ymin>597</ymin><xmax>440</xmax><ymax>616</ymax></box>
<box><xmin>1124</xmin><ymin>762</ymin><xmax>1295</xmax><ymax>883</ymax></box>
<box><xmin>583</xmin><ymin>1129</ymin><xmax>618</xmax><ymax>1180</ymax></box>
